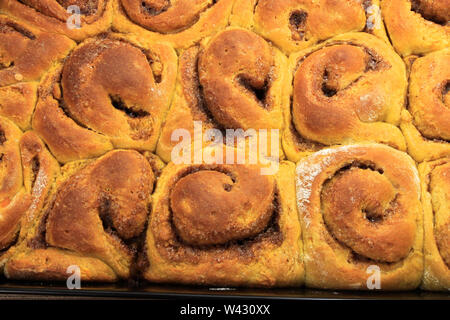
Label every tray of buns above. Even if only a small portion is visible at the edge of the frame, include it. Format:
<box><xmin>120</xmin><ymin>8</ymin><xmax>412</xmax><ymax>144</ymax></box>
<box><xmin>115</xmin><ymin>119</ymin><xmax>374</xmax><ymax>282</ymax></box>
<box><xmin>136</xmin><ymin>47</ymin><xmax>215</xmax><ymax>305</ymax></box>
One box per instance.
<box><xmin>0</xmin><ymin>0</ymin><xmax>448</xmax><ymax>298</ymax></box>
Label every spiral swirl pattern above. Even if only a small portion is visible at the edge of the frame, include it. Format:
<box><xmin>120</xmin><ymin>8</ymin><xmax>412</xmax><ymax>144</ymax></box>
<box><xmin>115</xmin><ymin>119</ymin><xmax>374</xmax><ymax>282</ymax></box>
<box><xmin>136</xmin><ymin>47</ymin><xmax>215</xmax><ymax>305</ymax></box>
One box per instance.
<box><xmin>5</xmin><ymin>150</ymin><xmax>155</xmax><ymax>281</ymax></box>
<box><xmin>231</xmin><ymin>0</ymin><xmax>388</xmax><ymax>54</ymax></box>
<box><xmin>0</xmin><ymin>15</ymin><xmax>75</xmax><ymax>87</ymax></box>
<box><xmin>419</xmin><ymin>158</ymin><xmax>450</xmax><ymax>291</ymax></box>
<box><xmin>296</xmin><ymin>144</ymin><xmax>423</xmax><ymax>290</ymax></box>
<box><xmin>283</xmin><ymin>33</ymin><xmax>407</xmax><ymax>162</ymax></box>
<box><xmin>157</xmin><ymin>27</ymin><xmax>285</xmax><ymax>162</ymax></box>
<box><xmin>0</xmin><ymin>120</ymin><xmax>59</xmax><ymax>271</ymax></box>
<box><xmin>0</xmin><ymin>117</ymin><xmax>29</xmax><ymax>252</ymax></box>
<box><xmin>144</xmin><ymin>147</ymin><xmax>304</xmax><ymax>287</ymax></box>
<box><xmin>114</xmin><ymin>0</ymin><xmax>235</xmax><ymax>49</ymax></box>
<box><xmin>401</xmin><ymin>49</ymin><xmax>450</xmax><ymax>162</ymax></box>
<box><xmin>381</xmin><ymin>0</ymin><xmax>449</xmax><ymax>56</ymax></box>
<box><xmin>32</xmin><ymin>34</ymin><xmax>177</xmax><ymax>163</ymax></box>
<box><xmin>0</xmin><ymin>15</ymin><xmax>74</xmax><ymax>131</ymax></box>
<box><xmin>0</xmin><ymin>0</ymin><xmax>113</xmax><ymax>41</ymax></box>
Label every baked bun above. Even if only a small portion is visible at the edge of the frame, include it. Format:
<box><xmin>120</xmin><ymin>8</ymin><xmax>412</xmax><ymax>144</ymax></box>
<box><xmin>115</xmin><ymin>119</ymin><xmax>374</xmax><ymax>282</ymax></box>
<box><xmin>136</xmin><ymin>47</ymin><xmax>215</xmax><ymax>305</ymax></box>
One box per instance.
<box><xmin>0</xmin><ymin>15</ymin><xmax>75</xmax><ymax>130</ymax></box>
<box><xmin>419</xmin><ymin>158</ymin><xmax>450</xmax><ymax>291</ymax></box>
<box><xmin>143</xmin><ymin>146</ymin><xmax>304</xmax><ymax>287</ymax></box>
<box><xmin>282</xmin><ymin>32</ymin><xmax>407</xmax><ymax>162</ymax></box>
<box><xmin>381</xmin><ymin>0</ymin><xmax>449</xmax><ymax>56</ymax></box>
<box><xmin>0</xmin><ymin>121</ymin><xmax>59</xmax><ymax>270</ymax></box>
<box><xmin>0</xmin><ymin>0</ymin><xmax>114</xmax><ymax>41</ymax></box>
<box><xmin>5</xmin><ymin>150</ymin><xmax>157</xmax><ymax>281</ymax></box>
<box><xmin>113</xmin><ymin>0</ymin><xmax>235</xmax><ymax>49</ymax></box>
<box><xmin>32</xmin><ymin>33</ymin><xmax>177</xmax><ymax>163</ymax></box>
<box><xmin>401</xmin><ymin>48</ymin><xmax>450</xmax><ymax>162</ymax></box>
<box><xmin>231</xmin><ymin>0</ymin><xmax>388</xmax><ymax>54</ymax></box>
<box><xmin>296</xmin><ymin>144</ymin><xmax>423</xmax><ymax>290</ymax></box>
<box><xmin>157</xmin><ymin>27</ymin><xmax>286</xmax><ymax>162</ymax></box>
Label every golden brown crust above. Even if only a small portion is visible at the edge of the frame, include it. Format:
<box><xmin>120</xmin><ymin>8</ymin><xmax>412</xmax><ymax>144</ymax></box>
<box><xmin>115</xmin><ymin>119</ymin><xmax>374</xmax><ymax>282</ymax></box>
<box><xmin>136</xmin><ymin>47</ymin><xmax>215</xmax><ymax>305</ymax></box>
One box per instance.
<box><xmin>0</xmin><ymin>0</ymin><xmax>446</xmax><ymax>291</ymax></box>
<box><xmin>143</xmin><ymin>146</ymin><xmax>304</xmax><ymax>287</ymax></box>
<box><xmin>157</xmin><ymin>27</ymin><xmax>286</xmax><ymax>163</ymax></box>
<box><xmin>401</xmin><ymin>49</ymin><xmax>450</xmax><ymax>162</ymax></box>
<box><xmin>0</xmin><ymin>117</ymin><xmax>28</xmax><ymax>253</ymax></box>
<box><xmin>0</xmin><ymin>14</ymin><xmax>75</xmax><ymax>86</ymax></box>
<box><xmin>32</xmin><ymin>33</ymin><xmax>177</xmax><ymax>163</ymax></box>
<box><xmin>381</xmin><ymin>0</ymin><xmax>450</xmax><ymax>56</ymax></box>
<box><xmin>283</xmin><ymin>32</ymin><xmax>407</xmax><ymax>162</ymax></box>
<box><xmin>231</xmin><ymin>0</ymin><xmax>389</xmax><ymax>55</ymax></box>
<box><xmin>0</xmin><ymin>128</ymin><xmax>60</xmax><ymax>270</ymax></box>
<box><xmin>0</xmin><ymin>0</ymin><xmax>114</xmax><ymax>41</ymax></box>
<box><xmin>419</xmin><ymin>159</ymin><xmax>450</xmax><ymax>291</ymax></box>
<box><xmin>0</xmin><ymin>83</ymin><xmax>37</xmax><ymax>131</ymax></box>
<box><xmin>296</xmin><ymin>144</ymin><xmax>423</xmax><ymax>290</ymax></box>
<box><xmin>112</xmin><ymin>0</ymin><xmax>235</xmax><ymax>49</ymax></box>
<box><xmin>5</xmin><ymin>248</ymin><xmax>117</xmax><ymax>282</ymax></box>
<box><xmin>171</xmin><ymin>167</ymin><xmax>275</xmax><ymax>246</ymax></box>
<box><xmin>0</xmin><ymin>14</ymin><xmax>74</xmax><ymax>131</ymax></box>
<box><xmin>5</xmin><ymin>150</ymin><xmax>157</xmax><ymax>281</ymax></box>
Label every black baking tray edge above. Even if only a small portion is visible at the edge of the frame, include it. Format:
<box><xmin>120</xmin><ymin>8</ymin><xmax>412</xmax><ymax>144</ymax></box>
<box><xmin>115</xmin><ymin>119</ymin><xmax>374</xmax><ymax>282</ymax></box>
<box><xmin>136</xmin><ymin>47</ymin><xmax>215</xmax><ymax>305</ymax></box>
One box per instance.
<box><xmin>0</xmin><ymin>278</ymin><xmax>448</xmax><ymax>300</ymax></box>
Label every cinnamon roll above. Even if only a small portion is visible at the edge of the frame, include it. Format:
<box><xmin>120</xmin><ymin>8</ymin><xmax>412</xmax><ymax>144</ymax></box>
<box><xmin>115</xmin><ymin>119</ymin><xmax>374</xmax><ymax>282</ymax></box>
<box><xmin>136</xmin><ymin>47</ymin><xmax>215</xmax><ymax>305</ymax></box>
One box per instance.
<box><xmin>419</xmin><ymin>158</ymin><xmax>450</xmax><ymax>291</ymax></box>
<box><xmin>296</xmin><ymin>144</ymin><xmax>423</xmax><ymax>290</ymax></box>
<box><xmin>113</xmin><ymin>0</ymin><xmax>235</xmax><ymax>49</ymax></box>
<box><xmin>5</xmin><ymin>149</ymin><xmax>156</xmax><ymax>281</ymax></box>
<box><xmin>282</xmin><ymin>32</ymin><xmax>407</xmax><ymax>162</ymax></box>
<box><xmin>0</xmin><ymin>118</ymin><xmax>59</xmax><ymax>270</ymax></box>
<box><xmin>381</xmin><ymin>0</ymin><xmax>449</xmax><ymax>56</ymax></box>
<box><xmin>32</xmin><ymin>33</ymin><xmax>177</xmax><ymax>164</ymax></box>
<box><xmin>401</xmin><ymin>49</ymin><xmax>450</xmax><ymax>162</ymax></box>
<box><xmin>0</xmin><ymin>117</ymin><xmax>30</xmax><ymax>267</ymax></box>
<box><xmin>142</xmin><ymin>146</ymin><xmax>304</xmax><ymax>287</ymax></box>
<box><xmin>231</xmin><ymin>0</ymin><xmax>388</xmax><ymax>54</ymax></box>
<box><xmin>157</xmin><ymin>27</ymin><xmax>286</xmax><ymax>163</ymax></box>
<box><xmin>0</xmin><ymin>0</ymin><xmax>114</xmax><ymax>41</ymax></box>
<box><xmin>0</xmin><ymin>15</ymin><xmax>75</xmax><ymax>130</ymax></box>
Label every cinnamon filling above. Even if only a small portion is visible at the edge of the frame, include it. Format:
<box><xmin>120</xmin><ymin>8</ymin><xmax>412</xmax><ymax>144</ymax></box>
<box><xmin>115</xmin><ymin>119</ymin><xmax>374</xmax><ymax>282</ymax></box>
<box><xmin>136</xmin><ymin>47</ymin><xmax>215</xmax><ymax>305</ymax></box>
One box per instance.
<box><xmin>237</xmin><ymin>75</ymin><xmax>269</xmax><ymax>107</ymax></box>
<box><xmin>410</xmin><ymin>0</ymin><xmax>450</xmax><ymax>26</ymax></box>
<box><xmin>140</xmin><ymin>0</ymin><xmax>170</xmax><ymax>15</ymax></box>
<box><xmin>0</xmin><ymin>20</ymin><xmax>36</xmax><ymax>40</ymax></box>
<box><xmin>0</xmin><ymin>129</ymin><xmax>6</xmax><ymax>145</ymax></box>
<box><xmin>30</xmin><ymin>155</ymin><xmax>40</xmax><ymax>190</ymax></box>
<box><xmin>109</xmin><ymin>95</ymin><xmax>150</xmax><ymax>119</ymax></box>
<box><xmin>18</xmin><ymin>0</ymin><xmax>103</xmax><ymax>20</ymax></box>
<box><xmin>170</xmin><ymin>167</ymin><xmax>274</xmax><ymax>246</ymax></box>
<box><xmin>289</xmin><ymin>10</ymin><xmax>308</xmax><ymax>41</ymax></box>
<box><xmin>155</xmin><ymin>164</ymin><xmax>284</xmax><ymax>264</ymax></box>
<box><xmin>320</xmin><ymin>161</ymin><xmax>415</xmax><ymax>263</ymax></box>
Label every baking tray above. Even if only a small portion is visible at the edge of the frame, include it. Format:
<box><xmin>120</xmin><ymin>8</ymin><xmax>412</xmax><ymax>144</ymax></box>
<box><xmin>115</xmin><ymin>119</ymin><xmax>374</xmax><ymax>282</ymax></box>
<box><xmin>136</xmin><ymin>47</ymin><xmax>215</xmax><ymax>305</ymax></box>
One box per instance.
<box><xmin>0</xmin><ymin>277</ymin><xmax>448</xmax><ymax>300</ymax></box>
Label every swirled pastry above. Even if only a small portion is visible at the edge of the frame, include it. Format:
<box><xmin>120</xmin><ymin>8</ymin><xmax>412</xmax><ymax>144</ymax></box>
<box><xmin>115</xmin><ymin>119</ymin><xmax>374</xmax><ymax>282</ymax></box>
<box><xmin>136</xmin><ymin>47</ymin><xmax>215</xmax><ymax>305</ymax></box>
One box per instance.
<box><xmin>0</xmin><ymin>117</ymin><xmax>30</xmax><ymax>267</ymax></box>
<box><xmin>5</xmin><ymin>150</ymin><xmax>158</xmax><ymax>281</ymax></box>
<box><xmin>113</xmin><ymin>0</ymin><xmax>235</xmax><ymax>49</ymax></box>
<box><xmin>282</xmin><ymin>32</ymin><xmax>407</xmax><ymax>162</ymax></box>
<box><xmin>0</xmin><ymin>0</ymin><xmax>114</xmax><ymax>41</ymax></box>
<box><xmin>381</xmin><ymin>0</ymin><xmax>449</xmax><ymax>56</ymax></box>
<box><xmin>32</xmin><ymin>33</ymin><xmax>177</xmax><ymax>163</ymax></box>
<box><xmin>142</xmin><ymin>146</ymin><xmax>304</xmax><ymax>287</ymax></box>
<box><xmin>401</xmin><ymin>49</ymin><xmax>450</xmax><ymax>162</ymax></box>
<box><xmin>0</xmin><ymin>118</ymin><xmax>60</xmax><ymax>271</ymax></box>
<box><xmin>231</xmin><ymin>0</ymin><xmax>388</xmax><ymax>54</ymax></box>
<box><xmin>419</xmin><ymin>158</ymin><xmax>450</xmax><ymax>291</ymax></box>
<box><xmin>157</xmin><ymin>27</ymin><xmax>286</xmax><ymax>163</ymax></box>
<box><xmin>0</xmin><ymin>15</ymin><xmax>75</xmax><ymax>130</ymax></box>
<box><xmin>296</xmin><ymin>144</ymin><xmax>423</xmax><ymax>290</ymax></box>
